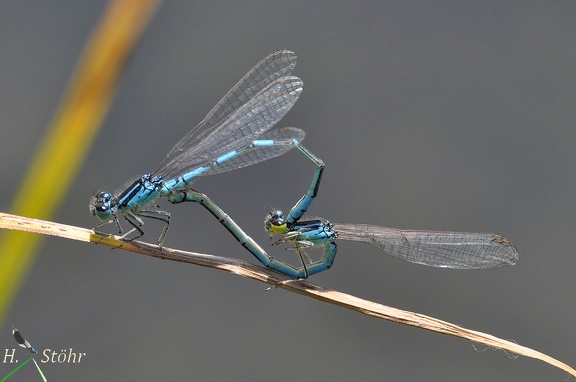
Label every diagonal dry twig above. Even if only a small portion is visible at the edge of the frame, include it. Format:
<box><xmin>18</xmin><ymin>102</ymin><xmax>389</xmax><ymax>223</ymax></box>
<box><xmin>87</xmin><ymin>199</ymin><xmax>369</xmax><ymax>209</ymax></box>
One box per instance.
<box><xmin>0</xmin><ymin>211</ymin><xmax>574</xmax><ymax>377</ymax></box>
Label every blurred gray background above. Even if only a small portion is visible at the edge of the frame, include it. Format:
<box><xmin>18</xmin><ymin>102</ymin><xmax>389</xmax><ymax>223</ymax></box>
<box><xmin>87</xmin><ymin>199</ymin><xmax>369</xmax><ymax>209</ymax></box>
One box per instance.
<box><xmin>1</xmin><ymin>1</ymin><xmax>575</xmax><ymax>381</ymax></box>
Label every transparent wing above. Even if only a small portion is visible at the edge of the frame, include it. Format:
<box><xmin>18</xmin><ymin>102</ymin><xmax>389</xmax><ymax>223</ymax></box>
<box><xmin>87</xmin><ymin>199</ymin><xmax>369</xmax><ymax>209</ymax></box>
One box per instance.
<box><xmin>204</xmin><ymin>127</ymin><xmax>305</xmax><ymax>175</ymax></box>
<box><xmin>333</xmin><ymin>224</ymin><xmax>519</xmax><ymax>269</ymax></box>
<box><xmin>156</xmin><ymin>76</ymin><xmax>302</xmax><ymax>179</ymax></box>
<box><xmin>153</xmin><ymin>50</ymin><xmax>300</xmax><ymax>179</ymax></box>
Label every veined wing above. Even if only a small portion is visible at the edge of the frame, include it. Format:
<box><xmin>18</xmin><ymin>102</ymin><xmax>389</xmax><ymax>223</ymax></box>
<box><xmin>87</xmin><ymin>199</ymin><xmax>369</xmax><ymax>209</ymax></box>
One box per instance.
<box><xmin>154</xmin><ymin>50</ymin><xmax>299</xmax><ymax>179</ymax></box>
<box><xmin>156</xmin><ymin>76</ymin><xmax>302</xmax><ymax>179</ymax></box>
<box><xmin>202</xmin><ymin>49</ymin><xmax>297</xmax><ymax>127</ymax></box>
<box><xmin>333</xmin><ymin>224</ymin><xmax>519</xmax><ymax>269</ymax></box>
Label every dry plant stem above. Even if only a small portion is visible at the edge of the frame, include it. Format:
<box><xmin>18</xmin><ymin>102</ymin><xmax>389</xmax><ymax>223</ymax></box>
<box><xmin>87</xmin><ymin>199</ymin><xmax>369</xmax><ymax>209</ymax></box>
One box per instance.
<box><xmin>0</xmin><ymin>212</ymin><xmax>574</xmax><ymax>377</ymax></box>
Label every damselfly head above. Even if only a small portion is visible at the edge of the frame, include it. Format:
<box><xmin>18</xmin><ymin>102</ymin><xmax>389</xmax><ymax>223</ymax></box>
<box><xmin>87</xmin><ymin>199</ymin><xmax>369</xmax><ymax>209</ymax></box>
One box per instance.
<box><xmin>264</xmin><ymin>210</ymin><xmax>287</xmax><ymax>235</ymax></box>
<box><xmin>90</xmin><ymin>191</ymin><xmax>116</xmax><ymax>220</ymax></box>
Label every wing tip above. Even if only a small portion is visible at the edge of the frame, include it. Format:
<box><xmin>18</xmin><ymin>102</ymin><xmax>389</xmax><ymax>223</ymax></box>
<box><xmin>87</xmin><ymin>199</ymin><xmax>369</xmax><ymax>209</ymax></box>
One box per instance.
<box><xmin>491</xmin><ymin>234</ymin><xmax>520</xmax><ymax>267</ymax></box>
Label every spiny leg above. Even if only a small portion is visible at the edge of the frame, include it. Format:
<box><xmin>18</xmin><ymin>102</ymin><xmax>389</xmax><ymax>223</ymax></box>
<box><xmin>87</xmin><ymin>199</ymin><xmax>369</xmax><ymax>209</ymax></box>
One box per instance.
<box><xmin>138</xmin><ymin>209</ymin><xmax>171</xmax><ymax>246</ymax></box>
<box><xmin>118</xmin><ymin>208</ymin><xmax>170</xmax><ymax>246</ymax></box>
<box><xmin>121</xmin><ymin>210</ymin><xmax>146</xmax><ymax>242</ymax></box>
<box><xmin>278</xmin><ymin>245</ymin><xmax>310</xmax><ymax>283</ymax></box>
<box><xmin>92</xmin><ymin>214</ymin><xmax>123</xmax><ymax>237</ymax></box>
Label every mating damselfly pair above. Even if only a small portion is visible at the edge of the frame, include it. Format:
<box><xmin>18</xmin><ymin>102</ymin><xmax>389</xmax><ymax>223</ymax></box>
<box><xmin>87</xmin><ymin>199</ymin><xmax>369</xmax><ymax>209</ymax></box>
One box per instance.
<box><xmin>90</xmin><ymin>49</ymin><xmax>518</xmax><ymax>280</ymax></box>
